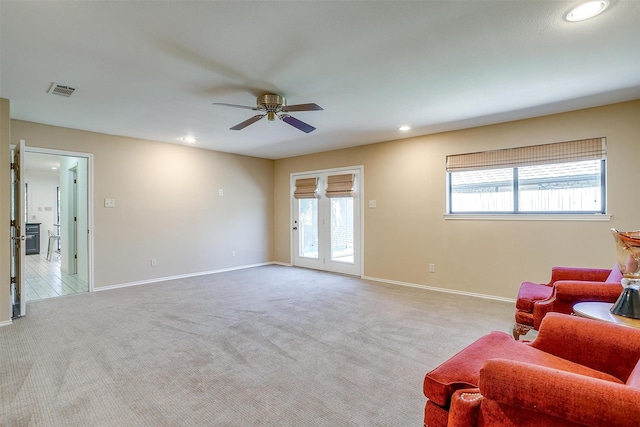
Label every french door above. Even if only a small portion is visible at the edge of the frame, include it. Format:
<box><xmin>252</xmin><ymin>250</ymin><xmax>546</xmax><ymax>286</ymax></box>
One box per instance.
<box><xmin>292</xmin><ymin>167</ymin><xmax>362</xmax><ymax>276</ymax></box>
<box><xmin>10</xmin><ymin>140</ymin><xmax>26</xmax><ymax>318</ymax></box>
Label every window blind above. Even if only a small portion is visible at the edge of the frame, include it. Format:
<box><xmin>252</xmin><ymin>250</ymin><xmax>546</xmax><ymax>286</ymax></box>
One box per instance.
<box><xmin>446</xmin><ymin>137</ymin><xmax>606</xmax><ymax>172</ymax></box>
<box><xmin>325</xmin><ymin>174</ymin><xmax>355</xmax><ymax>198</ymax></box>
<box><xmin>293</xmin><ymin>177</ymin><xmax>319</xmax><ymax>199</ymax></box>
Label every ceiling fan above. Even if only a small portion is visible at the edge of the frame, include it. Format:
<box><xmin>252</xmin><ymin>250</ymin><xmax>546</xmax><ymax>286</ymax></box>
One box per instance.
<box><xmin>212</xmin><ymin>93</ymin><xmax>323</xmax><ymax>133</ymax></box>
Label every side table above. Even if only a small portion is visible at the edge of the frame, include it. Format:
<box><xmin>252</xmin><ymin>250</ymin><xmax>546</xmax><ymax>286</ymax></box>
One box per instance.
<box><xmin>573</xmin><ymin>301</ymin><xmax>640</xmax><ymax>329</ymax></box>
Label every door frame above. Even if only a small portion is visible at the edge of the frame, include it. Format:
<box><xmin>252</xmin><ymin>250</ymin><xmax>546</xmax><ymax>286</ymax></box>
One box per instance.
<box><xmin>10</xmin><ymin>140</ymin><xmax>26</xmax><ymax>318</ymax></box>
<box><xmin>25</xmin><ymin>146</ymin><xmax>95</xmax><ymax>293</ymax></box>
<box><xmin>65</xmin><ymin>165</ymin><xmax>78</xmax><ymax>275</ymax></box>
<box><xmin>290</xmin><ymin>165</ymin><xmax>364</xmax><ymax>276</ymax></box>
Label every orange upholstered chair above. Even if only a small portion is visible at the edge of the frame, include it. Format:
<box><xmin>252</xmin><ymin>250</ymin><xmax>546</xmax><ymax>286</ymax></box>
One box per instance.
<box><xmin>423</xmin><ymin>313</ymin><xmax>640</xmax><ymax>427</ymax></box>
<box><xmin>512</xmin><ymin>264</ymin><xmax>622</xmax><ymax>339</ymax></box>
<box><xmin>446</xmin><ymin>320</ymin><xmax>640</xmax><ymax>426</ymax></box>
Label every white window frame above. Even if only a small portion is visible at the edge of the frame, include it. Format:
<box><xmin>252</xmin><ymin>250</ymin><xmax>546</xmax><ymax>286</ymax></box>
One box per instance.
<box><xmin>445</xmin><ymin>139</ymin><xmax>611</xmax><ymax>221</ymax></box>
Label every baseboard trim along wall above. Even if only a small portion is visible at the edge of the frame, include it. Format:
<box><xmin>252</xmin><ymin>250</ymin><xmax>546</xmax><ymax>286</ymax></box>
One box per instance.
<box><xmin>87</xmin><ymin>261</ymin><xmax>515</xmax><ymax>304</ymax></box>
<box><xmin>0</xmin><ymin>264</ymin><xmax>513</xmax><ymax>329</ymax></box>
<box><xmin>361</xmin><ymin>275</ymin><xmax>516</xmax><ymax>304</ymax></box>
<box><xmin>271</xmin><ymin>261</ymin><xmax>292</xmax><ymax>267</ymax></box>
<box><xmin>94</xmin><ymin>262</ymin><xmax>275</xmax><ymax>292</ymax></box>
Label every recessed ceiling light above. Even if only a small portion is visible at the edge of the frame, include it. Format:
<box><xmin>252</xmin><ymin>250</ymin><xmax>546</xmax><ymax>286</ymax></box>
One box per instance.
<box><xmin>398</xmin><ymin>125</ymin><xmax>411</xmax><ymax>131</ymax></box>
<box><xmin>51</xmin><ymin>167</ymin><xmax>58</xmax><ymax>170</ymax></box>
<box><xmin>181</xmin><ymin>136</ymin><xmax>196</xmax><ymax>143</ymax></box>
<box><xmin>565</xmin><ymin>1</ymin><xmax>609</xmax><ymax>22</ymax></box>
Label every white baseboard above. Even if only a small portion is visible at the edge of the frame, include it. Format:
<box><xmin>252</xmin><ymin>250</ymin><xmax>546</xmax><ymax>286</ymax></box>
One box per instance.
<box><xmin>270</xmin><ymin>261</ymin><xmax>292</xmax><ymax>267</ymax></box>
<box><xmin>361</xmin><ymin>275</ymin><xmax>516</xmax><ymax>303</ymax></box>
<box><xmin>94</xmin><ymin>262</ymin><xmax>276</xmax><ymax>292</ymax></box>
<box><xmin>0</xmin><ymin>319</ymin><xmax>13</xmax><ymax>328</ymax></box>
<box><xmin>86</xmin><ymin>262</ymin><xmax>515</xmax><ymax>304</ymax></box>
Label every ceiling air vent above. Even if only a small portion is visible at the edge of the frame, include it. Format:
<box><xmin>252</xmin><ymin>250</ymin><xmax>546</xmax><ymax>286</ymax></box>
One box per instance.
<box><xmin>47</xmin><ymin>83</ymin><xmax>76</xmax><ymax>97</ymax></box>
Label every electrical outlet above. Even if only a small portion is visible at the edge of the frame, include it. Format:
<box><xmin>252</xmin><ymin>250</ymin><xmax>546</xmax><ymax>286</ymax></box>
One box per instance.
<box><xmin>429</xmin><ymin>263</ymin><xmax>435</xmax><ymax>273</ymax></box>
<box><xmin>232</xmin><ymin>250</ymin><xmax>236</xmax><ymax>257</ymax></box>
<box><xmin>151</xmin><ymin>258</ymin><xmax>157</xmax><ymax>267</ymax></box>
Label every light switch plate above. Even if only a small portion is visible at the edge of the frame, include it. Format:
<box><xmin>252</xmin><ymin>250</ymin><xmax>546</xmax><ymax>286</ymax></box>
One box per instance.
<box><xmin>104</xmin><ymin>198</ymin><xmax>116</xmax><ymax>208</ymax></box>
<box><xmin>368</xmin><ymin>200</ymin><xmax>377</xmax><ymax>208</ymax></box>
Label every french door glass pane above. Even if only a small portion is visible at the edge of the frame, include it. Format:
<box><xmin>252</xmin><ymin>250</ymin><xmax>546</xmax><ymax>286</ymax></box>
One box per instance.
<box><xmin>331</xmin><ymin>197</ymin><xmax>354</xmax><ymax>263</ymax></box>
<box><xmin>299</xmin><ymin>198</ymin><xmax>318</xmax><ymax>258</ymax></box>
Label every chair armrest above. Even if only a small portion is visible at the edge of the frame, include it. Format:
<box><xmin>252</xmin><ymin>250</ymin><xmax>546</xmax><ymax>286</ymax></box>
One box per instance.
<box><xmin>531</xmin><ymin>281</ymin><xmax>623</xmax><ymax>329</ymax></box>
<box><xmin>530</xmin><ymin>313</ymin><xmax>640</xmax><ymax>381</ymax></box>
<box><xmin>549</xmin><ymin>266</ymin><xmax>611</xmax><ymax>283</ymax></box>
<box><xmin>479</xmin><ymin>359</ymin><xmax>640</xmax><ymax>427</ymax></box>
<box><xmin>552</xmin><ymin>280</ymin><xmax>622</xmax><ymax>302</ymax></box>
<box><xmin>447</xmin><ymin>389</ymin><xmax>482</xmax><ymax>427</ymax></box>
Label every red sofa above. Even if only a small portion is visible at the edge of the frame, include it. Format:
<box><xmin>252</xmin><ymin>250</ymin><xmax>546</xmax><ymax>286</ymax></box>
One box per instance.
<box><xmin>513</xmin><ymin>265</ymin><xmax>622</xmax><ymax>339</ymax></box>
<box><xmin>423</xmin><ymin>313</ymin><xmax>640</xmax><ymax>427</ymax></box>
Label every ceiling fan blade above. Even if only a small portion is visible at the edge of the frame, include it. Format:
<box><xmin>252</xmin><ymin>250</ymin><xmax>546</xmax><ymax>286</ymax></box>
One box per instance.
<box><xmin>281</xmin><ymin>103</ymin><xmax>323</xmax><ymax>112</ymax></box>
<box><xmin>281</xmin><ymin>115</ymin><xmax>316</xmax><ymax>133</ymax></box>
<box><xmin>212</xmin><ymin>102</ymin><xmax>258</xmax><ymax>110</ymax></box>
<box><xmin>230</xmin><ymin>115</ymin><xmax>265</xmax><ymax>130</ymax></box>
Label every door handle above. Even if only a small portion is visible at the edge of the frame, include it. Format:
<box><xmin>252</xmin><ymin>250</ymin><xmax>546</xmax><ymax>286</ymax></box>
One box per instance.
<box><xmin>292</xmin><ymin>227</ymin><xmax>298</xmax><ymax>230</ymax></box>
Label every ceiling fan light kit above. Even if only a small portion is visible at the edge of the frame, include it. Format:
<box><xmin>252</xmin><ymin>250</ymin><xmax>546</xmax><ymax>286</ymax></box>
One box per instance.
<box><xmin>213</xmin><ymin>93</ymin><xmax>323</xmax><ymax>133</ymax></box>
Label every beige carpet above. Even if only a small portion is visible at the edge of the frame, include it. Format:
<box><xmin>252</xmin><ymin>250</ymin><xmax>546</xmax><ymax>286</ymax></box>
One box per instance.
<box><xmin>0</xmin><ymin>265</ymin><xmax>514</xmax><ymax>426</ymax></box>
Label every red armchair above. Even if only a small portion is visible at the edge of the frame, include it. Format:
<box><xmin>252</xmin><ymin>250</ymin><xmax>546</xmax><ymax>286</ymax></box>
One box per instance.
<box><xmin>513</xmin><ymin>264</ymin><xmax>622</xmax><ymax>339</ymax></box>
<box><xmin>423</xmin><ymin>313</ymin><xmax>640</xmax><ymax>427</ymax></box>
<box><xmin>447</xmin><ymin>358</ymin><xmax>640</xmax><ymax>427</ymax></box>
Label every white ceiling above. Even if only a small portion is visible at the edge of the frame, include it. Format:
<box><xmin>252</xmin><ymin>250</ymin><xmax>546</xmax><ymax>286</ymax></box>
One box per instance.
<box><xmin>24</xmin><ymin>152</ymin><xmax>61</xmax><ymax>173</ymax></box>
<box><xmin>2</xmin><ymin>1</ymin><xmax>639</xmax><ymax>160</ymax></box>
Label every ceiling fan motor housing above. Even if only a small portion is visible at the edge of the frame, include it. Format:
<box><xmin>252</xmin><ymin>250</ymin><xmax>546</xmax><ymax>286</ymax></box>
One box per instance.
<box><xmin>258</xmin><ymin>94</ymin><xmax>285</xmax><ymax>120</ymax></box>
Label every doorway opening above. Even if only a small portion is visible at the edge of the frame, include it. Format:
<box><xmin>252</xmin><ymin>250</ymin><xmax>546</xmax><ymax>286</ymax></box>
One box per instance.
<box><xmin>21</xmin><ymin>149</ymin><xmax>92</xmax><ymax>303</ymax></box>
<box><xmin>291</xmin><ymin>166</ymin><xmax>363</xmax><ymax>276</ymax></box>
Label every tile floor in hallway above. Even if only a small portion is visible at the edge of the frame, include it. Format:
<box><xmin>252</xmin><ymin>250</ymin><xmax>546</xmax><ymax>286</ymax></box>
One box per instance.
<box><xmin>24</xmin><ymin>253</ymin><xmax>88</xmax><ymax>301</ymax></box>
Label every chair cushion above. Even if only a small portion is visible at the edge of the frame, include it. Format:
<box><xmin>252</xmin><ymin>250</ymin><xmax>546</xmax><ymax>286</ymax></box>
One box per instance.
<box><xmin>515</xmin><ymin>281</ymin><xmax>553</xmax><ymax>312</ymax></box>
<box><xmin>606</xmin><ymin>263</ymin><xmax>623</xmax><ymax>283</ymax></box>
<box><xmin>423</xmin><ymin>331</ymin><xmax>623</xmax><ymax>408</ymax></box>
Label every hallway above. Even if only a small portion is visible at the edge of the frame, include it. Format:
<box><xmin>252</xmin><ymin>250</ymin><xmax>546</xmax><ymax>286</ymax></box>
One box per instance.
<box><xmin>24</xmin><ymin>253</ymin><xmax>87</xmax><ymax>301</ymax></box>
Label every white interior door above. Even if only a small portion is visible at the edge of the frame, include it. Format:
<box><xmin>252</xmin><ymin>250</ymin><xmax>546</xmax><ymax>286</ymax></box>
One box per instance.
<box><xmin>10</xmin><ymin>140</ymin><xmax>26</xmax><ymax>318</ymax></box>
<box><xmin>65</xmin><ymin>166</ymin><xmax>78</xmax><ymax>275</ymax></box>
<box><xmin>292</xmin><ymin>168</ymin><xmax>362</xmax><ymax>276</ymax></box>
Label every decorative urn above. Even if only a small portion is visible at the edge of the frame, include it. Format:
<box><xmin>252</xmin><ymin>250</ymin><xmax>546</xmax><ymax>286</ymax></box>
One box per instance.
<box><xmin>610</xmin><ymin>229</ymin><xmax>640</xmax><ymax>319</ymax></box>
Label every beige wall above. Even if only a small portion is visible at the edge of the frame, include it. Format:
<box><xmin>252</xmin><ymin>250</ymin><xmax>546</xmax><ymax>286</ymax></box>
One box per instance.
<box><xmin>1</xmin><ymin>99</ymin><xmax>11</xmax><ymax>324</ymax></box>
<box><xmin>10</xmin><ymin>120</ymin><xmax>274</xmax><ymax>290</ymax></box>
<box><xmin>274</xmin><ymin>100</ymin><xmax>640</xmax><ymax>299</ymax></box>
<box><xmin>2</xmin><ymin>100</ymin><xmax>638</xmax><ymax>324</ymax></box>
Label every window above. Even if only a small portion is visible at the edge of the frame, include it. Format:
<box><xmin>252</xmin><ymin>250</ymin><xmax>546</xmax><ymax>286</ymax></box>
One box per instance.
<box><xmin>447</xmin><ymin>138</ymin><xmax>606</xmax><ymax>214</ymax></box>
